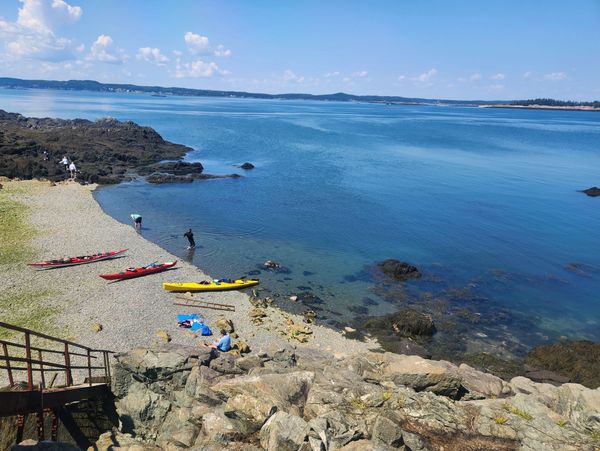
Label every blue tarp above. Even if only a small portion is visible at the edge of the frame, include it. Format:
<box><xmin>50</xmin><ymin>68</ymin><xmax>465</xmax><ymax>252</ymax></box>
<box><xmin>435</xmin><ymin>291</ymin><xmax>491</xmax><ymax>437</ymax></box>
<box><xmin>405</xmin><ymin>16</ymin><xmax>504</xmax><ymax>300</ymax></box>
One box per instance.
<box><xmin>177</xmin><ymin>314</ymin><xmax>212</xmax><ymax>336</ymax></box>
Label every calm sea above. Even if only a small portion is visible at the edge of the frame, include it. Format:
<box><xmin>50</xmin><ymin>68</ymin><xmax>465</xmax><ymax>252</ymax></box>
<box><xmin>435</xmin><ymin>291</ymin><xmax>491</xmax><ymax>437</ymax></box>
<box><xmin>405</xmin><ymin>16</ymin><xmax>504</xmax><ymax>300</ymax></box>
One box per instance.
<box><xmin>2</xmin><ymin>88</ymin><xmax>599</xmax><ymax>359</ymax></box>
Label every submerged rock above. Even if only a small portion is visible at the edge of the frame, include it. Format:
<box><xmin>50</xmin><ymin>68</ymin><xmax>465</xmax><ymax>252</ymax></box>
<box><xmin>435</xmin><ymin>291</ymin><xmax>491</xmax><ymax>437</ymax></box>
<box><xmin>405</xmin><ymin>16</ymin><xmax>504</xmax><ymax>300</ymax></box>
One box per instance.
<box><xmin>525</xmin><ymin>340</ymin><xmax>600</xmax><ymax>388</ymax></box>
<box><xmin>377</xmin><ymin>259</ymin><xmax>421</xmax><ymax>281</ymax></box>
<box><xmin>240</xmin><ymin>162</ymin><xmax>255</xmax><ymax>170</ymax></box>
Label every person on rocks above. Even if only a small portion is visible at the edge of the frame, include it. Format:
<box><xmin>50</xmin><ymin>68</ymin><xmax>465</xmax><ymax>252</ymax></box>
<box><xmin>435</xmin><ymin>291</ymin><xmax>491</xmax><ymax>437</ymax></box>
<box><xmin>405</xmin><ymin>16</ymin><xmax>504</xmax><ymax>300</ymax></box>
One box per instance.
<box><xmin>42</xmin><ymin>150</ymin><xmax>49</xmax><ymax>161</ymax></box>
<box><xmin>206</xmin><ymin>329</ymin><xmax>231</xmax><ymax>353</ymax></box>
<box><xmin>184</xmin><ymin>228</ymin><xmax>195</xmax><ymax>249</ymax></box>
<box><xmin>60</xmin><ymin>155</ymin><xmax>70</xmax><ymax>172</ymax></box>
<box><xmin>68</xmin><ymin>161</ymin><xmax>77</xmax><ymax>179</ymax></box>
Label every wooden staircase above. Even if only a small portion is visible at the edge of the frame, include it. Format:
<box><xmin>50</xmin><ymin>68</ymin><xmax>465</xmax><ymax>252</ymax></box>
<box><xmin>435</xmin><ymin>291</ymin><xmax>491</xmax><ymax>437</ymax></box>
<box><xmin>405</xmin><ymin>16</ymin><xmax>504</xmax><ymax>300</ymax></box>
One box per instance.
<box><xmin>0</xmin><ymin>322</ymin><xmax>113</xmax><ymax>443</ymax></box>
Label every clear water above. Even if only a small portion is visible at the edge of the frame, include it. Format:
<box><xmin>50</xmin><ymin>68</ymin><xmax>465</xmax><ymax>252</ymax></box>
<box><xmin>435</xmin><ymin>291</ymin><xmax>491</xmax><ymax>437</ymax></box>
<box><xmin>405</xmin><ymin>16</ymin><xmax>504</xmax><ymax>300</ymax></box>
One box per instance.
<box><xmin>2</xmin><ymin>88</ymin><xmax>599</xmax><ymax>358</ymax></box>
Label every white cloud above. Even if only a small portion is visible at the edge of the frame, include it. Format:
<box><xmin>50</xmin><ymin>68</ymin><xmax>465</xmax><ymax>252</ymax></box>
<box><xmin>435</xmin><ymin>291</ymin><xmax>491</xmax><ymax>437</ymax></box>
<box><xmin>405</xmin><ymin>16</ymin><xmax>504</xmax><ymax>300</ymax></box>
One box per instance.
<box><xmin>282</xmin><ymin>69</ymin><xmax>305</xmax><ymax>83</ymax></box>
<box><xmin>342</xmin><ymin>77</ymin><xmax>351</xmax><ymax>83</ymax></box>
<box><xmin>86</xmin><ymin>34</ymin><xmax>123</xmax><ymax>63</ymax></box>
<box><xmin>213</xmin><ymin>44</ymin><xmax>231</xmax><ymax>57</ymax></box>
<box><xmin>469</xmin><ymin>73</ymin><xmax>481</xmax><ymax>81</ymax></box>
<box><xmin>172</xmin><ymin>49</ymin><xmax>183</xmax><ymax>57</ymax></box>
<box><xmin>489</xmin><ymin>84</ymin><xmax>505</xmax><ymax>90</ymax></box>
<box><xmin>397</xmin><ymin>75</ymin><xmax>407</xmax><ymax>81</ymax></box>
<box><xmin>415</xmin><ymin>68</ymin><xmax>437</xmax><ymax>82</ymax></box>
<box><xmin>0</xmin><ymin>0</ymin><xmax>82</xmax><ymax>61</ymax></box>
<box><xmin>175</xmin><ymin>58</ymin><xmax>224</xmax><ymax>78</ymax></box>
<box><xmin>353</xmin><ymin>70</ymin><xmax>368</xmax><ymax>78</ymax></box>
<box><xmin>137</xmin><ymin>47</ymin><xmax>169</xmax><ymax>65</ymax></box>
<box><xmin>184</xmin><ymin>31</ymin><xmax>210</xmax><ymax>54</ymax></box>
<box><xmin>491</xmin><ymin>73</ymin><xmax>505</xmax><ymax>80</ymax></box>
<box><xmin>75</xmin><ymin>43</ymin><xmax>84</xmax><ymax>52</ymax></box>
<box><xmin>324</xmin><ymin>71</ymin><xmax>340</xmax><ymax>78</ymax></box>
<box><xmin>544</xmin><ymin>72</ymin><xmax>566</xmax><ymax>81</ymax></box>
<box><xmin>17</xmin><ymin>0</ymin><xmax>82</xmax><ymax>34</ymax></box>
<box><xmin>523</xmin><ymin>71</ymin><xmax>533</xmax><ymax>79</ymax></box>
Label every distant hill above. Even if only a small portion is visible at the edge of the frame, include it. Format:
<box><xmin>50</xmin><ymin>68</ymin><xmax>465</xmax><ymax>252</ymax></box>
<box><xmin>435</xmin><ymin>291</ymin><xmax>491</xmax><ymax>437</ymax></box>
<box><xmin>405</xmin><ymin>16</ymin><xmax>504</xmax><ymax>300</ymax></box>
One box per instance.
<box><xmin>0</xmin><ymin>77</ymin><xmax>507</xmax><ymax>106</ymax></box>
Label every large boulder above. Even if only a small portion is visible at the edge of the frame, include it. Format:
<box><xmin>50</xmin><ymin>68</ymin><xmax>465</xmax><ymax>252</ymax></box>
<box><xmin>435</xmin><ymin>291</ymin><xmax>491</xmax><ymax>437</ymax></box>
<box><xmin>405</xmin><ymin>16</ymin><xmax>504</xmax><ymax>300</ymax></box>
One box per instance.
<box><xmin>259</xmin><ymin>411</ymin><xmax>309</xmax><ymax>451</ymax></box>
<box><xmin>211</xmin><ymin>371</ymin><xmax>315</xmax><ymax>426</ymax></box>
<box><xmin>458</xmin><ymin>363</ymin><xmax>512</xmax><ymax>399</ymax></box>
<box><xmin>377</xmin><ymin>259</ymin><xmax>421</xmax><ymax>281</ymax></box>
<box><xmin>381</xmin><ymin>354</ymin><xmax>462</xmax><ymax>398</ymax></box>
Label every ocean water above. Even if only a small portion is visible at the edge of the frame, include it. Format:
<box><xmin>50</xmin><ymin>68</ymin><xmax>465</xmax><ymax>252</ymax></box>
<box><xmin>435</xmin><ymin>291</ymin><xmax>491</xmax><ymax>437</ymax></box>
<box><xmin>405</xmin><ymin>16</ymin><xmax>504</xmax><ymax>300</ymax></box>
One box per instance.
<box><xmin>2</xmin><ymin>88</ymin><xmax>599</xmax><ymax>359</ymax></box>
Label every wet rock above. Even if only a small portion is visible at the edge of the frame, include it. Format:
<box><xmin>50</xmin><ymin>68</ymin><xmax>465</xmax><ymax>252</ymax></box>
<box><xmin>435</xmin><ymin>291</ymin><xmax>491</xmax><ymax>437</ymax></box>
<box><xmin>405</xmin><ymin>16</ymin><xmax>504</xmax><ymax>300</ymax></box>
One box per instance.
<box><xmin>240</xmin><ymin>162</ymin><xmax>255</xmax><ymax>170</ymax></box>
<box><xmin>377</xmin><ymin>259</ymin><xmax>421</xmax><ymax>281</ymax></box>
<box><xmin>137</xmin><ymin>161</ymin><xmax>203</xmax><ymax>176</ymax></box>
<box><xmin>525</xmin><ymin>340</ymin><xmax>600</xmax><ymax>388</ymax></box>
<box><xmin>390</xmin><ymin>308</ymin><xmax>435</xmax><ymax>337</ymax></box>
<box><xmin>581</xmin><ymin>186</ymin><xmax>600</xmax><ymax>197</ymax></box>
<box><xmin>259</xmin><ymin>411</ymin><xmax>309</xmax><ymax>451</ymax></box>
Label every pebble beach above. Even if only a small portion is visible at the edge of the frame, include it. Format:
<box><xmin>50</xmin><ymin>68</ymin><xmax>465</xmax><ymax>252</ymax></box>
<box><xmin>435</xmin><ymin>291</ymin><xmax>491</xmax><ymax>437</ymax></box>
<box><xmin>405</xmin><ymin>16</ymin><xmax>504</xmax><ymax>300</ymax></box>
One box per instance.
<box><xmin>0</xmin><ymin>179</ymin><xmax>377</xmax><ymax>357</ymax></box>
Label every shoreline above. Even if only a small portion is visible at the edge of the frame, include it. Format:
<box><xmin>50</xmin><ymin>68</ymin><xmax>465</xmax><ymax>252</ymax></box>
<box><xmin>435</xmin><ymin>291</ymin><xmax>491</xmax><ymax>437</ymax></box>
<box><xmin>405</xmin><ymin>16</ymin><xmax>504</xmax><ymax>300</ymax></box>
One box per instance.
<box><xmin>481</xmin><ymin>104</ymin><xmax>600</xmax><ymax>112</ymax></box>
<box><xmin>0</xmin><ymin>179</ymin><xmax>378</xmax><ymax>356</ymax></box>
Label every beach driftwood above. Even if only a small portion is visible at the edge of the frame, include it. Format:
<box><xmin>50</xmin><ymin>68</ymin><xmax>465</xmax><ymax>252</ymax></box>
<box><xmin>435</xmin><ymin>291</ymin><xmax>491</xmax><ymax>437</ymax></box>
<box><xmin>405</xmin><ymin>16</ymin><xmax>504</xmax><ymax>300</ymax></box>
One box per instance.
<box><xmin>174</xmin><ymin>296</ymin><xmax>236</xmax><ymax>312</ymax></box>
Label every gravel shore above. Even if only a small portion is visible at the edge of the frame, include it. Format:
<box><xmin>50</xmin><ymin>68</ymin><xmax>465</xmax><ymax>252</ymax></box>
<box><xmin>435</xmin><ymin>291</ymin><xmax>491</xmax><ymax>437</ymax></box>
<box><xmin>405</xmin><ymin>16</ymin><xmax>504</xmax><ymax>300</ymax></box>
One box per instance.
<box><xmin>3</xmin><ymin>180</ymin><xmax>378</xmax><ymax>358</ymax></box>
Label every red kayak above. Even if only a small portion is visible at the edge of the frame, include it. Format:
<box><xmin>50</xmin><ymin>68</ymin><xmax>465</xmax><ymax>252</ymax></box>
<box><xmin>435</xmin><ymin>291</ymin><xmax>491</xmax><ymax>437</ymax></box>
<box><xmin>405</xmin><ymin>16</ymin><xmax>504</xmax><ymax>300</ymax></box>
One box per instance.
<box><xmin>99</xmin><ymin>261</ymin><xmax>177</xmax><ymax>280</ymax></box>
<box><xmin>28</xmin><ymin>249</ymin><xmax>128</xmax><ymax>269</ymax></box>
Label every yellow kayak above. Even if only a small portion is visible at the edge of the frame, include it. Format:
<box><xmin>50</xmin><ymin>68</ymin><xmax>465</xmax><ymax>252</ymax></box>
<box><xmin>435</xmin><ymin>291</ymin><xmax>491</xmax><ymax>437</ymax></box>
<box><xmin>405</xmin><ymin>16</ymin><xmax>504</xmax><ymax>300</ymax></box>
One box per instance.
<box><xmin>162</xmin><ymin>278</ymin><xmax>259</xmax><ymax>292</ymax></box>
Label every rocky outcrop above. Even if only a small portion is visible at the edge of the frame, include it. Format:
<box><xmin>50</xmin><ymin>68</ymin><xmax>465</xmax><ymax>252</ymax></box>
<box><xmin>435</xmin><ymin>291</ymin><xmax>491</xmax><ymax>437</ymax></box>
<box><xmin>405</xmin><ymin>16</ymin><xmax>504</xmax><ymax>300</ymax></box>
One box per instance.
<box><xmin>377</xmin><ymin>259</ymin><xmax>421</xmax><ymax>281</ymax></box>
<box><xmin>581</xmin><ymin>187</ymin><xmax>600</xmax><ymax>197</ymax></box>
<box><xmin>0</xmin><ymin>110</ymin><xmax>191</xmax><ymax>184</ymax></box>
<box><xmin>105</xmin><ymin>344</ymin><xmax>600</xmax><ymax>450</ymax></box>
<box><xmin>240</xmin><ymin>162</ymin><xmax>255</xmax><ymax>170</ymax></box>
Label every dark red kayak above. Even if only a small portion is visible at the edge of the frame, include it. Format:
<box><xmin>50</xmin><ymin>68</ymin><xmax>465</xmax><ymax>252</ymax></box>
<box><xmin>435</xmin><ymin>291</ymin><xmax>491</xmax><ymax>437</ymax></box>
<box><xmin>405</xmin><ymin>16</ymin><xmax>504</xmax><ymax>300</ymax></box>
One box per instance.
<box><xmin>99</xmin><ymin>261</ymin><xmax>177</xmax><ymax>280</ymax></box>
<box><xmin>28</xmin><ymin>249</ymin><xmax>128</xmax><ymax>269</ymax></box>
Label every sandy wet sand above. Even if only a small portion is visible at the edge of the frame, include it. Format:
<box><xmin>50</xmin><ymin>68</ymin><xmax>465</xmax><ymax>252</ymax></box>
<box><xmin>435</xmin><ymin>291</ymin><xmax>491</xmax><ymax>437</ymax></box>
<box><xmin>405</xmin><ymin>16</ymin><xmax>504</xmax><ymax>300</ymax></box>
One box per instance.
<box><xmin>0</xmin><ymin>180</ymin><xmax>378</xmax><ymax>359</ymax></box>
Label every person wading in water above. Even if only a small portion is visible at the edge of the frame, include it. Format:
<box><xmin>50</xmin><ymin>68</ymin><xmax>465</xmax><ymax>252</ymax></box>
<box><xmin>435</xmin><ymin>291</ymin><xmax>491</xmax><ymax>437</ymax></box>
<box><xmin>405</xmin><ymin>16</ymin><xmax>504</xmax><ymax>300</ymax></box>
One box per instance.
<box><xmin>184</xmin><ymin>228</ymin><xmax>196</xmax><ymax>249</ymax></box>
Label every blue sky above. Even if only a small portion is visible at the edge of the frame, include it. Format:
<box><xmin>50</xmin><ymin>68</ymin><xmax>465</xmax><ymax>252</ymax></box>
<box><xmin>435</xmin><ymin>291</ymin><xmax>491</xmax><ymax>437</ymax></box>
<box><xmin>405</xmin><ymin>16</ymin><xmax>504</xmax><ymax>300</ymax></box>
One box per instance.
<box><xmin>0</xmin><ymin>0</ymin><xmax>598</xmax><ymax>100</ymax></box>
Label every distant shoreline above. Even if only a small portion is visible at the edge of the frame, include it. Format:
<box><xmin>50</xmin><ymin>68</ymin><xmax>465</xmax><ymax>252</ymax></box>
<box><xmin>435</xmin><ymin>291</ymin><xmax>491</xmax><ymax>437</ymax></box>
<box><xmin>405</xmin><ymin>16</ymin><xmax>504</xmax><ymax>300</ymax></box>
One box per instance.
<box><xmin>481</xmin><ymin>104</ymin><xmax>600</xmax><ymax>112</ymax></box>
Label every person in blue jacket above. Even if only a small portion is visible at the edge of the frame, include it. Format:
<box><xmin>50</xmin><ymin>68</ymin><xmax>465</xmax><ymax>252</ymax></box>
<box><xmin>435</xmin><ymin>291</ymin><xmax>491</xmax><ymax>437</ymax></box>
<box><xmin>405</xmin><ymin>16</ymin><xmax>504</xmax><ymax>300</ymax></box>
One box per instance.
<box><xmin>208</xmin><ymin>329</ymin><xmax>231</xmax><ymax>352</ymax></box>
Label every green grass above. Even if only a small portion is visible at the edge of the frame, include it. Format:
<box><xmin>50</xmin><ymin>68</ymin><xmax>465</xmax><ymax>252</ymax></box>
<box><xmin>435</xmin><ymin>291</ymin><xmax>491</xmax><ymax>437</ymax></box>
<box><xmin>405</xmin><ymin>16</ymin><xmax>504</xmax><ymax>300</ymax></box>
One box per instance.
<box><xmin>0</xmin><ymin>187</ymin><xmax>35</xmax><ymax>266</ymax></box>
<box><xmin>494</xmin><ymin>415</ymin><xmax>508</xmax><ymax>425</ymax></box>
<box><xmin>0</xmin><ymin>289</ymin><xmax>62</xmax><ymax>339</ymax></box>
<box><xmin>556</xmin><ymin>419</ymin><xmax>568</xmax><ymax>428</ymax></box>
<box><xmin>502</xmin><ymin>402</ymin><xmax>533</xmax><ymax>421</ymax></box>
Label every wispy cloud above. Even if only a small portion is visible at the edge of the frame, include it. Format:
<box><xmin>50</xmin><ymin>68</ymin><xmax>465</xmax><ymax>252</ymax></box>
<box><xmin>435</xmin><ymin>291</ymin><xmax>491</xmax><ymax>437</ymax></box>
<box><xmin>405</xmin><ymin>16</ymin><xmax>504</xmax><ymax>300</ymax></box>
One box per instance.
<box><xmin>174</xmin><ymin>58</ymin><xmax>226</xmax><ymax>78</ymax></box>
<box><xmin>491</xmin><ymin>73</ymin><xmax>505</xmax><ymax>80</ymax></box>
<box><xmin>213</xmin><ymin>44</ymin><xmax>231</xmax><ymax>57</ymax></box>
<box><xmin>137</xmin><ymin>47</ymin><xmax>169</xmax><ymax>66</ymax></box>
<box><xmin>543</xmin><ymin>72</ymin><xmax>566</xmax><ymax>81</ymax></box>
<box><xmin>523</xmin><ymin>71</ymin><xmax>533</xmax><ymax>79</ymax></box>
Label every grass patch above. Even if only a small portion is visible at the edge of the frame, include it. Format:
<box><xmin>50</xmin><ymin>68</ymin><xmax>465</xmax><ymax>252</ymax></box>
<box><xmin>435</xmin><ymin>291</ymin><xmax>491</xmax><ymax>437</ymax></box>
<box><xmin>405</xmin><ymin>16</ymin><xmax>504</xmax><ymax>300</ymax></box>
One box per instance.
<box><xmin>0</xmin><ymin>289</ymin><xmax>62</xmax><ymax>339</ymax></box>
<box><xmin>502</xmin><ymin>402</ymin><xmax>533</xmax><ymax>421</ymax></box>
<box><xmin>0</xmin><ymin>187</ymin><xmax>35</xmax><ymax>266</ymax></box>
<box><xmin>556</xmin><ymin>419</ymin><xmax>568</xmax><ymax>428</ymax></box>
<box><xmin>350</xmin><ymin>398</ymin><xmax>367</xmax><ymax>411</ymax></box>
<box><xmin>494</xmin><ymin>415</ymin><xmax>508</xmax><ymax>425</ymax></box>
<box><xmin>380</xmin><ymin>391</ymin><xmax>392</xmax><ymax>402</ymax></box>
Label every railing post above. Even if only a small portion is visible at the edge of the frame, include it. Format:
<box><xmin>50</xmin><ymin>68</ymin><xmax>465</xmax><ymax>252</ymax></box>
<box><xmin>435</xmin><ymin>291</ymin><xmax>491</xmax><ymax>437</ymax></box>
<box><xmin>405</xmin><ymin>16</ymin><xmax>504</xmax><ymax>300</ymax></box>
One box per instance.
<box><xmin>64</xmin><ymin>343</ymin><xmax>72</xmax><ymax>386</ymax></box>
<box><xmin>2</xmin><ymin>342</ymin><xmax>14</xmax><ymax>387</ymax></box>
<box><xmin>24</xmin><ymin>332</ymin><xmax>33</xmax><ymax>390</ymax></box>
<box><xmin>38</xmin><ymin>350</ymin><xmax>45</xmax><ymax>389</ymax></box>
<box><xmin>87</xmin><ymin>349</ymin><xmax>92</xmax><ymax>386</ymax></box>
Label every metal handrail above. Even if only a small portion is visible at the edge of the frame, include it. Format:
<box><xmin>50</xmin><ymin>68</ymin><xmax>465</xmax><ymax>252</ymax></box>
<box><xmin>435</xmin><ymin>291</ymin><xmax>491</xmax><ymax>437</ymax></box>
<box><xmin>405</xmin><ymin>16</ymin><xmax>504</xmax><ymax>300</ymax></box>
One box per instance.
<box><xmin>0</xmin><ymin>322</ymin><xmax>113</xmax><ymax>391</ymax></box>
<box><xmin>0</xmin><ymin>322</ymin><xmax>112</xmax><ymax>353</ymax></box>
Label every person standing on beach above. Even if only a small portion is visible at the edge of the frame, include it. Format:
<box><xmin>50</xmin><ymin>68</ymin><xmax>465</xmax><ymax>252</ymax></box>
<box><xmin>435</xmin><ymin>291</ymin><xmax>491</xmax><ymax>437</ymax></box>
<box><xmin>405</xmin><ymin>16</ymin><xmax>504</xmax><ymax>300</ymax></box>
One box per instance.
<box><xmin>184</xmin><ymin>228</ymin><xmax>195</xmax><ymax>249</ymax></box>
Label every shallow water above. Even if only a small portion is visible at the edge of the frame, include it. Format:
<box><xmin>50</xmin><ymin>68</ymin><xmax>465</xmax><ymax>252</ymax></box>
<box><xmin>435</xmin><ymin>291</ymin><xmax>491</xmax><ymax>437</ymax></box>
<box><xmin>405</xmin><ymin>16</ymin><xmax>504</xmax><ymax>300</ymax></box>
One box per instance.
<box><xmin>2</xmin><ymin>88</ymin><xmax>599</xmax><ymax>357</ymax></box>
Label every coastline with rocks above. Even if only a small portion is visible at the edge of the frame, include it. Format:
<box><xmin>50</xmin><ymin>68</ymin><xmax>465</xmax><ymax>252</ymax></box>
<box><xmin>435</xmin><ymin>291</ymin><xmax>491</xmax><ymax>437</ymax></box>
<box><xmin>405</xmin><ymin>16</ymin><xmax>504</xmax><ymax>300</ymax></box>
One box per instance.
<box><xmin>2</xmin><ymin>180</ymin><xmax>600</xmax><ymax>449</ymax></box>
